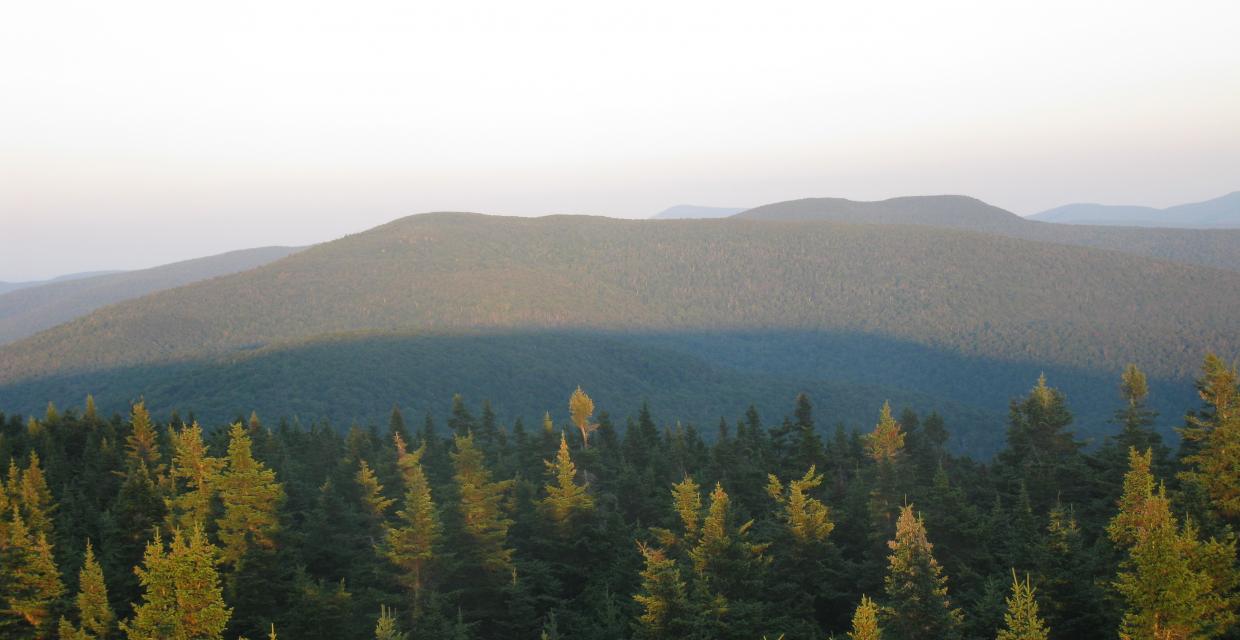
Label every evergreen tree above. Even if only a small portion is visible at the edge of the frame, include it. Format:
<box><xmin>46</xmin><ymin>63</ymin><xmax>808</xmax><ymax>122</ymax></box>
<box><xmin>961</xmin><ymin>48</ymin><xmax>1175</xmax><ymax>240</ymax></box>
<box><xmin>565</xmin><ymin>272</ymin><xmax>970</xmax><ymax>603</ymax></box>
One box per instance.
<box><xmin>882</xmin><ymin>504</ymin><xmax>962</xmax><ymax>640</ymax></box>
<box><xmin>124</xmin><ymin>402</ymin><xmax>163</xmax><ymax>474</ymax></box>
<box><xmin>995</xmin><ymin>571</ymin><xmax>1048</xmax><ymax>640</ymax></box>
<box><xmin>849</xmin><ymin>595</ymin><xmax>882</xmax><ymax>640</ymax></box>
<box><xmin>15</xmin><ymin>453</ymin><xmax>55</xmax><ymax>538</ymax></box>
<box><xmin>356</xmin><ymin>460</ymin><xmax>394</xmax><ymax>525</ymax></box>
<box><xmin>166</xmin><ymin>422</ymin><xmax>224</xmax><ymax>531</ymax></box>
<box><xmin>384</xmin><ymin>437</ymin><xmax>440</xmax><ymax>610</ymax></box>
<box><xmin>540</xmin><ymin>432</ymin><xmax>594</xmax><ymax>533</ymax></box>
<box><xmin>374</xmin><ymin>605</ymin><xmax>409</xmax><ymax>640</ymax></box>
<box><xmin>569</xmin><ymin>387</ymin><xmax>599</xmax><ymax>448</ymax></box>
<box><xmin>217</xmin><ymin>423</ymin><xmax>285</xmax><ymax>570</ymax></box>
<box><xmin>1109</xmin><ymin>447</ymin><xmax>1239</xmax><ymax>640</ymax></box>
<box><xmin>123</xmin><ymin>526</ymin><xmax>231</xmax><ymax>640</ymax></box>
<box><xmin>451</xmin><ymin>432</ymin><xmax>513</xmax><ymax>573</ymax></box>
<box><xmin>0</xmin><ymin>510</ymin><xmax>64</xmax><ymax>635</ymax></box>
<box><xmin>63</xmin><ymin>541</ymin><xmax>114</xmax><ymax>640</ymax></box>
<box><xmin>867</xmin><ymin>402</ymin><xmax>905</xmax><ymax>465</ymax></box>
<box><xmin>1179</xmin><ymin>353</ymin><xmax>1240</xmax><ymax>521</ymax></box>
<box><xmin>766</xmin><ymin>465</ymin><xmax>834</xmax><ymax>546</ymax></box>
<box><xmin>633</xmin><ymin>542</ymin><xmax>691</xmax><ymax>640</ymax></box>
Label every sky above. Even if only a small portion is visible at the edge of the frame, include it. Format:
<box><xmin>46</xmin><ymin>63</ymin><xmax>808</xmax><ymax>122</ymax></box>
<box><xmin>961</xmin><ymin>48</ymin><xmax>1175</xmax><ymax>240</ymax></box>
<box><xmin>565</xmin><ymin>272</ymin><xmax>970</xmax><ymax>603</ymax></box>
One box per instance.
<box><xmin>2</xmin><ymin>0</ymin><xmax>1239</xmax><ymax>281</ymax></box>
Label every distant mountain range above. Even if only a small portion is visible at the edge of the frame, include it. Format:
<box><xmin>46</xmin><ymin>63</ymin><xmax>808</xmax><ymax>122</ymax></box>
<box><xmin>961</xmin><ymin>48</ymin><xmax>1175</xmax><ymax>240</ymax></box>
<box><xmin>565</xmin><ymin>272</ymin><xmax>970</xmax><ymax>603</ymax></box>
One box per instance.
<box><xmin>1030</xmin><ymin>191</ymin><xmax>1240</xmax><ymax>228</ymax></box>
<box><xmin>2</xmin><ymin>204</ymin><xmax>1238</xmax><ymax>455</ymax></box>
<box><xmin>651</xmin><ymin>205</ymin><xmax>745</xmax><ymax>219</ymax></box>
<box><xmin>0</xmin><ymin>246</ymin><xmax>303</xmax><ymax>345</ymax></box>
<box><xmin>734</xmin><ymin>195</ymin><xmax>1240</xmax><ymax>272</ymax></box>
<box><xmin>0</xmin><ymin>271</ymin><xmax>124</xmax><ymax>296</ymax></box>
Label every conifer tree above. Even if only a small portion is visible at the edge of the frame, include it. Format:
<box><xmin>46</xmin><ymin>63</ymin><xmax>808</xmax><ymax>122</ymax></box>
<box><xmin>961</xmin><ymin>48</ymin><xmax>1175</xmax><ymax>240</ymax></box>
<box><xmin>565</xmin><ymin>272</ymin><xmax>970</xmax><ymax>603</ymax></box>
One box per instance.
<box><xmin>882</xmin><ymin>504</ymin><xmax>962</xmax><ymax>639</ymax></box>
<box><xmin>1179</xmin><ymin>353</ymin><xmax>1240</xmax><ymax>520</ymax></box>
<box><xmin>123</xmin><ymin>525</ymin><xmax>231</xmax><ymax>640</ymax></box>
<box><xmin>384</xmin><ymin>437</ymin><xmax>440</xmax><ymax>609</ymax></box>
<box><xmin>16</xmin><ymin>452</ymin><xmax>54</xmax><ymax>538</ymax></box>
<box><xmin>357</xmin><ymin>459</ymin><xmax>394</xmax><ymax>524</ymax></box>
<box><xmin>217</xmin><ymin>423</ymin><xmax>284</xmax><ymax>570</ymax></box>
<box><xmin>540</xmin><ymin>432</ymin><xmax>594</xmax><ymax>533</ymax></box>
<box><xmin>766</xmin><ymin>465</ymin><xmax>834</xmax><ymax>546</ymax></box>
<box><xmin>68</xmin><ymin>541</ymin><xmax>114</xmax><ymax>639</ymax></box>
<box><xmin>124</xmin><ymin>401</ymin><xmax>163</xmax><ymax>473</ymax></box>
<box><xmin>867</xmin><ymin>402</ymin><xmax>905</xmax><ymax>464</ymax></box>
<box><xmin>633</xmin><ymin>542</ymin><xmax>691</xmax><ymax>640</ymax></box>
<box><xmin>1</xmin><ymin>510</ymin><xmax>64</xmax><ymax>634</ymax></box>
<box><xmin>849</xmin><ymin>595</ymin><xmax>882</xmax><ymax>640</ymax></box>
<box><xmin>374</xmin><ymin>605</ymin><xmax>409</xmax><ymax>640</ymax></box>
<box><xmin>166</xmin><ymin>422</ymin><xmax>223</xmax><ymax>531</ymax></box>
<box><xmin>1113</xmin><ymin>364</ymin><xmax>1162</xmax><ymax>455</ymax></box>
<box><xmin>451</xmin><ymin>432</ymin><xmax>513</xmax><ymax>573</ymax></box>
<box><xmin>996</xmin><ymin>571</ymin><xmax>1048</xmax><ymax>640</ymax></box>
<box><xmin>1109</xmin><ymin>447</ymin><xmax>1239</xmax><ymax>639</ymax></box>
<box><xmin>569</xmin><ymin>387</ymin><xmax>599</xmax><ymax>448</ymax></box>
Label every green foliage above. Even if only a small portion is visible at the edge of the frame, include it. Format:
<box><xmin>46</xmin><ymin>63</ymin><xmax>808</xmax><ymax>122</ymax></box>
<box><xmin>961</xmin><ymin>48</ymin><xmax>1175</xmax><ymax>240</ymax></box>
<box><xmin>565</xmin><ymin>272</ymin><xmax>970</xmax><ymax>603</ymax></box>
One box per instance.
<box><xmin>540</xmin><ymin>432</ymin><xmax>594</xmax><ymax>533</ymax></box>
<box><xmin>216</xmin><ymin>423</ymin><xmax>284</xmax><ymax>570</ymax></box>
<box><xmin>882</xmin><ymin>504</ymin><xmax>963</xmax><ymax>639</ymax></box>
<box><xmin>848</xmin><ymin>594</ymin><xmax>882</xmax><ymax>640</ymax></box>
<box><xmin>123</xmin><ymin>526</ymin><xmax>231</xmax><ymax>640</ymax></box>
<box><xmin>996</xmin><ymin>571</ymin><xmax>1048</xmax><ymax>640</ymax></box>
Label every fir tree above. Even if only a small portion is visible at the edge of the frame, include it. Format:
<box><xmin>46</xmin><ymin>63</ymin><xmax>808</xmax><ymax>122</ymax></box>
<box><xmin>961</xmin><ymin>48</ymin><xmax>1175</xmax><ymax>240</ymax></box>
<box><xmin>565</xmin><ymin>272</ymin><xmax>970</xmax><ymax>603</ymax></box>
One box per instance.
<box><xmin>16</xmin><ymin>452</ymin><xmax>55</xmax><ymax>538</ymax></box>
<box><xmin>569</xmin><ymin>387</ymin><xmax>599</xmax><ymax>448</ymax></box>
<box><xmin>166</xmin><ymin>422</ymin><xmax>224</xmax><ymax>531</ymax></box>
<box><xmin>122</xmin><ymin>525</ymin><xmax>231</xmax><ymax>640</ymax></box>
<box><xmin>1</xmin><ymin>510</ymin><xmax>64</xmax><ymax>635</ymax></box>
<box><xmin>124</xmin><ymin>401</ymin><xmax>163</xmax><ymax>474</ymax></box>
<box><xmin>867</xmin><ymin>402</ymin><xmax>905</xmax><ymax>465</ymax></box>
<box><xmin>451</xmin><ymin>432</ymin><xmax>513</xmax><ymax>573</ymax></box>
<box><xmin>217</xmin><ymin>423</ymin><xmax>284</xmax><ymax>570</ymax></box>
<box><xmin>996</xmin><ymin>571</ymin><xmax>1048</xmax><ymax>640</ymax></box>
<box><xmin>766</xmin><ymin>465</ymin><xmax>834</xmax><ymax>546</ymax></box>
<box><xmin>849</xmin><ymin>595</ymin><xmax>882</xmax><ymax>640</ymax></box>
<box><xmin>633</xmin><ymin>542</ymin><xmax>691</xmax><ymax>640</ymax></box>
<box><xmin>540</xmin><ymin>432</ymin><xmax>594</xmax><ymax>533</ymax></box>
<box><xmin>356</xmin><ymin>459</ymin><xmax>394</xmax><ymax>524</ymax></box>
<box><xmin>374</xmin><ymin>605</ymin><xmax>409</xmax><ymax>640</ymax></box>
<box><xmin>68</xmin><ymin>541</ymin><xmax>114</xmax><ymax>639</ymax></box>
<box><xmin>882</xmin><ymin>504</ymin><xmax>962</xmax><ymax>640</ymax></box>
<box><xmin>384</xmin><ymin>437</ymin><xmax>441</xmax><ymax>610</ymax></box>
<box><xmin>1179</xmin><ymin>353</ymin><xmax>1240</xmax><ymax>520</ymax></box>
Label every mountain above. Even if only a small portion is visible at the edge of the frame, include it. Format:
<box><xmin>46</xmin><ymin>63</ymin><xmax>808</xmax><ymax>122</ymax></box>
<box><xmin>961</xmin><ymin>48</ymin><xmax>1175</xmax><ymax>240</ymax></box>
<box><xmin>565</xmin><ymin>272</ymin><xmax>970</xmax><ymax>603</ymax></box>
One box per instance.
<box><xmin>0</xmin><ymin>246</ymin><xmax>304</xmax><ymax>345</ymax></box>
<box><xmin>652</xmin><ymin>205</ymin><xmax>746</xmax><ymax>219</ymax></box>
<box><xmin>735</xmin><ymin>195</ymin><xmax>1240</xmax><ymax>272</ymax></box>
<box><xmin>1</xmin><ymin>212</ymin><xmax>1236</xmax><ymax>455</ymax></box>
<box><xmin>0</xmin><ymin>270</ymin><xmax>124</xmax><ymax>296</ymax></box>
<box><xmin>1031</xmin><ymin>192</ymin><xmax>1240</xmax><ymax>228</ymax></box>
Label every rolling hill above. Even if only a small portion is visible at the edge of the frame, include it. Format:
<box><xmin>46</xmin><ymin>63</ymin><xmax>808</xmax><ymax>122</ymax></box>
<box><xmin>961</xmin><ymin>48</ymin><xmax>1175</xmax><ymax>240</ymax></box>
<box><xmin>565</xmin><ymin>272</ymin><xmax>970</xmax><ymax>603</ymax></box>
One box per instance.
<box><xmin>0</xmin><ymin>246</ymin><xmax>304</xmax><ymax>345</ymax></box>
<box><xmin>1</xmin><ymin>211</ymin><xmax>1237</xmax><ymax>454</ymax></box>
<box><xmin>1031</xmin><ymin>191</ymin><xmax>1240</xmax><ymax>228</ymax></box>
<box><xmin>0</xmin><ymin>270</ymin><xmax>124</xmax><ymax>296</ymax></box>
<box><xmin>735</xmin><ymin>195</ymin><xmax>1240</xmax><ymax>272</ymax></box>
<box><xmin>652</xmin><ymin>205</ymin><xmax>746</xmax><ymax>219</ymax></box>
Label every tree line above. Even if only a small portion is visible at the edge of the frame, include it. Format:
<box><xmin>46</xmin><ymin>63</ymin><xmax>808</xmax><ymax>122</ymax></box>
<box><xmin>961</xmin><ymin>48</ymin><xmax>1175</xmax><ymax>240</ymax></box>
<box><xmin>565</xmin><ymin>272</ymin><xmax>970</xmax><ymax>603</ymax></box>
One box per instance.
<box><xmin>1</xmin><ymin>356</ymin><xmax>1239</xmax><ymax>639</ymax></box>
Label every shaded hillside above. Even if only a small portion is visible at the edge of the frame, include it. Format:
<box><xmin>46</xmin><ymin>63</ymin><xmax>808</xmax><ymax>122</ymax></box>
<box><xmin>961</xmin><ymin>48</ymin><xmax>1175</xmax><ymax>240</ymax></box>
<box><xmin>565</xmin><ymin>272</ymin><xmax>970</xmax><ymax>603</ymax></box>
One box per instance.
<box><xmin>0</xmin><ymin>246</ymin><xmax>304</xmax><ymax>344</ymax></box>
<box><xmin>652</xmin><ymin>204</ymin><xmax>746</xmax><ymax>219</ymax></box>
<box><xmin>1031</xmin><ymin>191</ymin><xmax>1240</xmax><ymax>228</ymax></box>
<box><xmin>736</xmin><ymin>195</ymin><xmax>1240</xmax><ymax>271</ymax></box>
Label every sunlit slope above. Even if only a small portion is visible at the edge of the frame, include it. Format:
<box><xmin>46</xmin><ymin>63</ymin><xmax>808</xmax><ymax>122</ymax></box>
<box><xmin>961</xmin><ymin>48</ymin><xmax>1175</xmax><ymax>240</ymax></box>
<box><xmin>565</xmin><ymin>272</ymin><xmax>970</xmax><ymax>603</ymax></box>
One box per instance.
<box><xmin>1</xmin><ymin>212</ymin><xmax>1236</xmax><ymax>386</ymax></box>
<box><xmin>736</xmin><ymin>195</ymin><xmax>1240</xmax><ymax>271</ymax></box>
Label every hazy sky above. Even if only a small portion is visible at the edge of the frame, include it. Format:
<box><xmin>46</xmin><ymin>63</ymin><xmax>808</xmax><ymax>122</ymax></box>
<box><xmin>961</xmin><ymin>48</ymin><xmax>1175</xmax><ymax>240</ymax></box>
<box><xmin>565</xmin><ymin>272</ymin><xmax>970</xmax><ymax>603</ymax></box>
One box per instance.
<box><xmin>3</xmin><ymin>0</ymin><xmax>1239</xmax><ymax>281</ymax></box>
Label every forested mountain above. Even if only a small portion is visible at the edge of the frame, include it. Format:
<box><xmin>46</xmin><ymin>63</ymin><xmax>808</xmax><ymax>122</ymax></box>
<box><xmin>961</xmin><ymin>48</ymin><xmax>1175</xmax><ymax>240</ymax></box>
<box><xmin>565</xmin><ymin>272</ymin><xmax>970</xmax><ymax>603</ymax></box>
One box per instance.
<box><xmin>0</xmin><ymin>271</ymin><xmax>124</xmax><ymax>296</ymax></box>
<box><xmin>650</xmin><ymin>205</ymin><xmax>745</xmax><ymax>219</ymax></box>
<box><xmin>735</xmin><ymin>195</ymin><xmax>1240</xmax><ymax>271</ymax></box>
<box><xmin>0</xmin><ymin>212</ymin><xmax>1237</xmax><ymax>453</ymax></box>
<box><xmin>0</xmin><ymin>246</ymin><xmax>304</xmax><ymax>345</ymax></box>
<box><xmin>1031</xmin><ymin>191</ymin><xmax>1240</xmax><ymax>228</ymax></box>
<box><xmin>2</xmin><ymin>361</ymin><xmax>1238</xmax><ymax>640</ymax></box>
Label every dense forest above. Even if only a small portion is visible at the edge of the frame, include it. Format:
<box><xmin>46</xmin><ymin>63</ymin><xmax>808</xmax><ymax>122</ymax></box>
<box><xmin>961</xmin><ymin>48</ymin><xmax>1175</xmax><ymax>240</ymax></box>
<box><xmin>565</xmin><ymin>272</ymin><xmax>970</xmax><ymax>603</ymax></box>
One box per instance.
<box><xmin>2</xmin><ymin>354</ymin><xmax>1239</xmax><ymax>639</ymax></box>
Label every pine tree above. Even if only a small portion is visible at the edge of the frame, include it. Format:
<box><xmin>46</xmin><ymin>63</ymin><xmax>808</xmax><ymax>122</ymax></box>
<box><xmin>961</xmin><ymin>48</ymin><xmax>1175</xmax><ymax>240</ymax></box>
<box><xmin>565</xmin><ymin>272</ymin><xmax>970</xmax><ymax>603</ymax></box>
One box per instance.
<box><xmin>1179</xmin><ymin>353</ymin><xmax>1240</xmax><ymax>520</ymax></box>
<box><xmin>766</xmin><ymin>465</ymin><xmax>834</xmax><ymax>546</ymax></box>
<box><xmin>451</xmin><ymin>432</ymin><xmax>513</xmax><ymax>573</ymax></box>
<box><xmin>166</xmin><ymin>422</ymin><xmax>224</xmax><ymax>531</ymax></box>
<box><xmin>849</xmin><ymin>595</ymin><xmax>882</xmax><ymax>640</ymax></box>
<box><xmin>384</xmin><ymin>437</ymin><xmax>440</xmax><ymax>609</ymax></box>
<box><xmin>122</xmin><ymin>525</ymin><xmax>231</xmax><ymax>640</ymax></box>
<box><xmin>217</xmin><ymin>423</ymin><xmax>284</xmax><ymax>570</ymax></box>
<box><xmin>996</xmin><ymin>571</ymin><xmax>1048</xmax><ymax>640</ymax></box>
<box><xmin>540</xmin><ymin>432</ymin><xmax>594</xmax><ymax>533</ymax></box>
<box><xmin>882</xmin><ymin>504</ymin><xmax>962</xmax><ymax>640</ymax></box>
<box><xmin>1109</xmin><ymin>447</ymin><xmax>1239</xmax><ymax>640</ymax></box>
<box><xmin>569</xmin><ymin>387</ymin><xmax>599</xmax><ymax>448</ymax></box>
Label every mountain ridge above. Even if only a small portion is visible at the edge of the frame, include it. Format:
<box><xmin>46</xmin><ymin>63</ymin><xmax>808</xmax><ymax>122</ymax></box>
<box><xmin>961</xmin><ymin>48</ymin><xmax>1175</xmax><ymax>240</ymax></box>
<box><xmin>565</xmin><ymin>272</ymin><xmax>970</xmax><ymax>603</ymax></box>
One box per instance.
<box><xmin>1030</xmin><ymin>191</ymin><xmax>1240</xmax><ymax>228</ymax></box>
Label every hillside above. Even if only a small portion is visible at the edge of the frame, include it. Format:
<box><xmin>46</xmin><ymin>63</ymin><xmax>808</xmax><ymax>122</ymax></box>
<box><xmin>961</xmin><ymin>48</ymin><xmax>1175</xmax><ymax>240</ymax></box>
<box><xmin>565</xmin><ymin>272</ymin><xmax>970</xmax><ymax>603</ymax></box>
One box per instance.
<box><xmin>652</xmin><ymin>204</ymin><xmax>746</xmax><ymax>219</ymax></box>
<box><xmin>0</xmin><ymin>270</ymin><xmax>123</xmax><ymax>296</ymax></box>
<box><xmin>1</xmin><ymin>212</ymin><xmax>1237</xmax><ymax>452</ymax></box>
<box><xmin>0</xmin><ymin>246</ymin><xmax>304</xmax><ymax>345</ymax></box>
<box><xmin>1031</xmin><ymin>191</ymin><xmax>1240</xmax><ymax>228</ymax></box>
<box><xmin>736</xmin><ymin>195</ymin><xmax>1240</xmax><ymax>272</ymax></box>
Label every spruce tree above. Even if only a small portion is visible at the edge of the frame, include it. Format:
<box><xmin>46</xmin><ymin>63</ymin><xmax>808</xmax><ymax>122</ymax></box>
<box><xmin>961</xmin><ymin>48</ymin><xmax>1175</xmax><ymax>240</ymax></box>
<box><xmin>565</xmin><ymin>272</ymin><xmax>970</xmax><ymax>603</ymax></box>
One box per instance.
<box><xmin>1179</xmin><ymin>353</ymin><xmax>1240</xmax><ymax>520</ymax></box>
<box><xmin>451</xmin><ymin>432</ymin><xmax>513</xmax><ymax>573</ymax></box>
<box><xmin>123</xmin><ymin>525</ymin><xmax>231</xmax><ymax>640</ymax></box>
<box><xmin>766</xmin><ymin>465</ymin><xmax>834</xmax><ymax>546</ymax></box>
<box><xmin>166</xmin><ymin>422</ymin><xmax>223</xmax><ymax>531</ymax></box>
<box><xmin>995</xmin><ymin>571</ymin><xmax>1048</xmax><ymax>640</ymax></box>
<box><xmin>124</xmin><ymin>401</ymin><xmax>163</xmax><ymax>474</ymax></box>
<box><xmin>569</xmin><ymin>387</ymin><xmax>599</xmax><ymax>448</ymax></box>
<box><xmin>374</xmin><ymin>605</ymin><xmax>409</xmax><ymax>640</ymax></box>
<box><xmin>16</xmin><ymin>452</ymin><xmax>55</xmax><ymax>538</ymax></box>
<box><xmin>67</xmin><ymin>541</ymin><xmax>114</xmax><ymax>639</ymax></box>
<box><xmin>540</xmin><ymin>432</ymin><xmax>594</xmax><ymax>533</ymax></box>
<box><xmin>1</xmin><ymin>510</ymin><xmax>64</xmax><ymax>635</ymax></box>
<box><xmin>849</xmin><ymin>595</ymin><xmax>882</xmax><ymax>640</ymax></box>
<box><xmin>217</xmin><ymin>423</ymin><xmax>284</xmax><ymax>570</ymax></box>
<box><xmin>882</xmin><ymin>504</ymin><xmax>962</xmax><ymax>640</ymax></box>
<box><xmin>633</xmin><ymin>542</ymin><xmax>691</xmax><ymax>640</ymax></box>
<box><xmin>384</xmin><ymin>437</ymin><xmax>441</xmax><ymax>610</ymax></box>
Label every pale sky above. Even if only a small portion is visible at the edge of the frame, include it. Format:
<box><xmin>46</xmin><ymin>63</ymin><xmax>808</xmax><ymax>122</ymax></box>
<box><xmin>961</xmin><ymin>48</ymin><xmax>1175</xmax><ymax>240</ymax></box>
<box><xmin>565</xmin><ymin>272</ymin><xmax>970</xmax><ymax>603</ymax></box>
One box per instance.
<box><xmin>2</xmin><ymin>0</ymin><xmax>1239</xmax><ymax>281</ymax></box>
